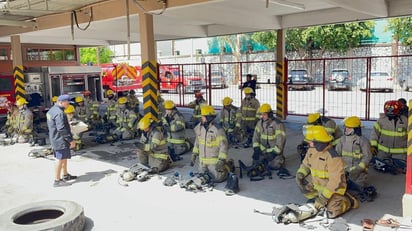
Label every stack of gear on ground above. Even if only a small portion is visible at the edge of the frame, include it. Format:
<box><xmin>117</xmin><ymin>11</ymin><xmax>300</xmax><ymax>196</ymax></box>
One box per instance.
<box><xmin>119</xmin><ymin>163</ymin><xmax>159</xmax><ymax>184</ymax></box>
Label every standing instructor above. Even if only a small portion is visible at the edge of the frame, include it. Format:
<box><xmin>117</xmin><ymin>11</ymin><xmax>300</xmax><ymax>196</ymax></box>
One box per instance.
<box><xmin>47</xmin><ymin>94</ymin><xmax>77</xmax><ymax>187</ymax></box>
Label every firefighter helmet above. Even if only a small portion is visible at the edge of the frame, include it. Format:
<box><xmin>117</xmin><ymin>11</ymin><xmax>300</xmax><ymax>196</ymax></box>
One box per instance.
<box><xmin>384</xmin><ymin>100</ymin><xmax>401</xmax><ymax>117</ymax></box>
<box><xmin>52</xmin><ymin>96</ymin><xmax>58</xmax><ymax>103</ymax></box>
<box><xmin>343</xmin><ymin>116</ymin><xmax>362</xmax><ymax>128</ymax></box>
<box><xmin>15</xmin><ymin>98</ymin><xmax>28</xmax><ymax>106</ymax></box>
<box><xmin>244</xmin><ymin>87</ymin><xmax>254</xmax><ymax>94</ymax></box>
<box><xmin>164</xmin><ymin>100</ymin><xmax>175</xmax><ymax>110</ymax></box>
<box><xmin>259</xmin><ymin>103</ymin><xmax>272</xmax><ymax>113</ymax></box>
<box><xmin>222</xmin><ymin>97</ymin><xmax>233</xmax><ymax>106</ymax></box>
<box><xmin>83</xmin><ymin>90</ymin><xmax>91</xmax><ymax>96</ymax></box>
<box><xmin>64</xmin><ymin>105</ymin><xmax>75</xmax><ymax>114</ymax></box>
<box><xmin>307</xmin><ymin>113</ymin><xmax>320</xmax><ymax>124</ymax></box>
<box><xmin>106</xmin><ymin>89</ymin><xmax>114</xmax><ymax>96</ymax></box>
<box><xmin>303</xmin><ymin>125</ymin><xmax>332</xmax><ymax>143</ymax></box>
<box><xmin>138</xmin><ymin>116</ymin><xmax>153</xmax><ymax>130</ymax></box>
<box><xmin>75</xmin><ymin>96</ymin><xmax>84</xmax><ymax>103</ymax></box>
<box><xmin>200</xmin><ymin>105</ymin><xmax>216</xmax><ymax>116</ymax></box>
<box><xmin>118</xmin><ymin>97</ymin><xmax>128</xmax><ymax>104</ymax></box>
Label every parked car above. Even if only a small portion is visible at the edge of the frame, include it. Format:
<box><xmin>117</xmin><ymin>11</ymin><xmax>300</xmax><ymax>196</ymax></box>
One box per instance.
<box><xmin>357</xmin><ymin>71</ymin><xmax>394</xmax><ymax>92</ymax></box>
<box><xmin>210</xmin><ymin>70</ymin><xmax>228</xmax><ymax>89</ymax></box>
<box><xmin>288</xmin><ymin>69</ymin><xmax>314</xmax><ymax>90</ymax></box>
<box><xmin>327</xmin><ymin>69</ymin><xmax>352</xmax><ymax>91</ymax></box>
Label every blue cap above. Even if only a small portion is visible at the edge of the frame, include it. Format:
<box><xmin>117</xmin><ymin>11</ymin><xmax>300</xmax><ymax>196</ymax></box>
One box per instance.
<box><xmin>57</xmin><ymin>94</ymin><xmax>70</xmax><ymax>102</ymax></box>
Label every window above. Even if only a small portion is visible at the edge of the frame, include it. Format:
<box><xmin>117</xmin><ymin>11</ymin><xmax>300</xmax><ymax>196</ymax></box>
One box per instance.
<box><xmin>25</xmin><ymin>47</ymin><xmax>76</xmax><ymax>61</ymax></box>
<box><xmin>0</xmin><ymin>48</ymin><xmax>9</xmax><ymax>60</ymax></box>
<box><xmin>0</xmin><ymin>78</ymin><xmax>13</xmax><ymax>91</ymax></box>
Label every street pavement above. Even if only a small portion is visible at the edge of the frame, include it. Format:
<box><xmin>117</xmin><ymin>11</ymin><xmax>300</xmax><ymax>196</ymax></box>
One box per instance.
<box><xmin>0</xmin><ymin>116</ymin><xmax>411</xmax><ymax>231</ymax></box>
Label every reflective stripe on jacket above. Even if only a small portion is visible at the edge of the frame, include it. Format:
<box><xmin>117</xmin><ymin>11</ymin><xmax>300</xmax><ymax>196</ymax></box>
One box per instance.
<box><xmin>141</xmin><ymin>127</ymin><xmax>168</xmax><ymax>160</ymax></box>
<box><xmin>370</xmin><ymin>114</ymin><xmax>407</xmax><ymax>155</ymax></box>
<box><xmin>252</xmin><ymin>117</ymin><xmax>286</xmax><ymax>154</ymax></box>
<box><xmin>240</xmin><ymin>98</ymin><xmax>259</xmax><ymax>122</ymax></box>
<box><xmin>193</xmin><ymin>123</ymin><xmax>228</xmax><ymax>165</ymax></box>
<box><xmin>335</xmin><ymin>134</ymin><xmax>372</xmax><ymax>170</ymax></box>
<box><xmin>220</xmin><ymin>105</ymin><xmax>241</xmax><ymax>132</ymax></box>
<box><xmin>163</xmin><ymin>110</ymin><xmax>186</xmax><ymax>144</ymax></box>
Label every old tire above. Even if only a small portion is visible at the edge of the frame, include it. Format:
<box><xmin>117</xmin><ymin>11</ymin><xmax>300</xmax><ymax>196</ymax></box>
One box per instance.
<box><xmin>0</xmin><ymin>200</ymin><xmax>85</xmax><ymax>231</ymax></box>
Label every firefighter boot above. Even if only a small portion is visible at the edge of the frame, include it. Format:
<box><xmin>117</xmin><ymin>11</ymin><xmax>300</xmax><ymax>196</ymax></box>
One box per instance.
<box><xmin>224</xmin><ymin>172</ymin><xmax>239</xmax><ymax>196</ymax></box>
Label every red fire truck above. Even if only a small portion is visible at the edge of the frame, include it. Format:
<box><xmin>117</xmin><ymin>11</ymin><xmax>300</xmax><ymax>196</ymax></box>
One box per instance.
<box><xmin>101</xmin><ymin>63</ymin><xmax>141</xmax><ymax>94</ymax></box>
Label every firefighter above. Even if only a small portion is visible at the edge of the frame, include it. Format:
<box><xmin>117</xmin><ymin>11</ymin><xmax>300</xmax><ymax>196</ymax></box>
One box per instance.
<box><xmin>162</xmin><ymin>100</ymin><xmax>192</xmax><ymax>160</ymax></box>
<box><xmin>307</xmin><ymin>113</ymin><xmax>342</xmax><ymax>146</ymax></box>
<box><xmin>64</xmin><ymin>105</ymin><xmax>83</xmax><ymax>151</ymax></box>
<box><xmin>239</xmin><ymin>87</ymin><xmax>260</xmax><ymax>148</ymax></box>
<box><xmin>83</xmin><ymin>90</ymin><xmax>100</xmax><ymax>128</ymax></box>
<box><xmin>336</xmin><ymin>116</ymin><xmax>372</xmax><ymax>188</ymax></box>
<box><xmin>252</xmin><ymin>103</ymin><xmax>286</xmax><ymax>169</ymax></box>
<box><xmin>191</xmin><ymin>105</ymin><xmax>229</xmax><ymax>183</ymax></box>
<box><xmin>126</xmin><ymin>90</ymin><xmax>140</xmax><ymax>113</ymax></box>
<box><xmin>296</xmin><ymin>125</ymin><xmax>358</xmax><ymax>218</ymax></box>
<box><xmin>74</xmin><ymin>96</ymin><xmax>88</xmax><ymax>123</ymax></box>
<box><xmin>3</xmin><ymin>102</ymin><xmax>18</xmax><ymax>137</ymax></box>
<box><xmin>370</xmin><ymin>100</ymin><xmax>407</xmax><ymax>160</ymax></box>
<box><xmin>112</xmin><ymin>97</ymin><xmax>138</xmax><ymax>140</ymax></box>
<box><xmin>398</xmin><ymin>98</ymin><xmax>408</xmax><ymax>117</ymax></box>
<box><xmin>157</xmin><ymin>91</ymin><xmax>165</xmax><ymax>120</ymax></box>
<box><xmin>188</xmin><ymin>89</ymin><xmax>206</xmax><ymax>127</ymax></box>
<box><xmin>105</xmin><ymin>89</ymin><xmax>117</xmax><ymax>125</ymax></box>
<box><xmin>14</xmin><ymin>97</ymin><xmax>34</xmax><ymax>144</ymax></box>
<box><xmin>136</xmin><ymin>115</ymin><xmax>171</xmax><ymax>172</ymax></box>
<box><xmin>219</xmin><ymin>97</ymin><xmax>241</xmax><ymax>144</ymax></box>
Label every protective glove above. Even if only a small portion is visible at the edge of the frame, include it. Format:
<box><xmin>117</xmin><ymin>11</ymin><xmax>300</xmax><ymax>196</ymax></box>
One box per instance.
<box><xmin>349</xmin><ymin>165</ymin><xmax>363</xmax><ymax>178</ymax></box>
<box><xmin>314</xmin><ymin>194</ymin><xmax>328</xmax><ymax>209</ymax></box>
<box><xmin>215</xmin><ymin>159</ymin><xmax>225</xmax><ymax>171</ymax></box>
<box><xmin>190</xmin><ymin>154</ymin><xmax>197</xmax><ymax>167</ymax></box>
<box><xmin>370</xmin><ymin>146</ymin><xmax>378</xmax><ymax>156</ymax></box>
<box><xmin>295</xmin><ymin>172</ymin><xmax>306</xmax><ymax>192</ymax></box>
<box><xmin>252</xmin><ymin>147</ymin><xmax>262</xmax><ymax>160</ymax></box>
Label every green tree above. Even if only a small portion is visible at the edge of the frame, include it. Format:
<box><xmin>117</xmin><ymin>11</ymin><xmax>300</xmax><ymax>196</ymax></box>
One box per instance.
<box><xmin>80</xmin><ymin>46</ymin><xmax>113</xmax><ymax>65</ymax></box>
<box><xmin>386</xmin><ymin>17</ymin><xmax>412</xmax><ymax>46</ymax></box>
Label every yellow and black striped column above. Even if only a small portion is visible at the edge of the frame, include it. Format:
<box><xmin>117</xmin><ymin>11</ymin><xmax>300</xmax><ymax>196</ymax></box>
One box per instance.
<box><xmin>14</xmin><ymin>65</ymin><xmax>25</xmax><ymax>100</ymax></box>
<box><xmin>142</xmin><ymin>60</ymin><xmax>158</xmax><ymax>121</ymax></box>
<box><xmin>275</xmin><ymin>61</ymin><xmax>286</xmax><ymax>120</ymax></box>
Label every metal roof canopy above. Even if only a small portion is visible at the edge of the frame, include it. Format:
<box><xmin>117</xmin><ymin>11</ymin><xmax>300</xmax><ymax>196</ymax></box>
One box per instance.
<box><xmin>0</xmin><ymin>0</ymin><xmax>410</xmax><ymax>46</ymax></box>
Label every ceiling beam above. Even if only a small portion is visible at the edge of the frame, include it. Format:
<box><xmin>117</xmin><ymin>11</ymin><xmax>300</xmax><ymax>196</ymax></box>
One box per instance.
<box><xmin>320</xmin><ymin>0</ymin><xmax>388</xmax><ymax>17</ymax></box>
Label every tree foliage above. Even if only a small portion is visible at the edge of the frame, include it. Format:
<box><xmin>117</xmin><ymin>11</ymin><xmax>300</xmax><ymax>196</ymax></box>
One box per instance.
<box><xmin>79</xmin><ymin>47</ymin><xmax>113</xmax><ymax>65</ymax></box>
<box><xmin>386</xmin><ymin>17</ymin><xmax>412</xmax><ymax>46</ymax></box>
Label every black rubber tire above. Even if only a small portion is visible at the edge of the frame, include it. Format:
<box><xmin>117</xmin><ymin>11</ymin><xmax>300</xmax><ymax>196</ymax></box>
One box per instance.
<box><xmin>0</xmin><ymin>200</ymin><xmax>85</xmax><ymax>231</ymax></box>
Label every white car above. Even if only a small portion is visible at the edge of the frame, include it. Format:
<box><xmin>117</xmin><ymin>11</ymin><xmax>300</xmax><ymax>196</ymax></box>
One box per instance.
<box><xmin>357</xmin><ymin>71</ymin><xmax>394</xmax><ymax>92</ymax></box>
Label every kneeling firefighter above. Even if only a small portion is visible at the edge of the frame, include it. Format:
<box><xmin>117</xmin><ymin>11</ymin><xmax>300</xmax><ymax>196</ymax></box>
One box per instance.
<box><xmin>296</xmin><ymin>125</ymin><xmax>358</xmax><ymax>219</ymax></box>
<box><xmin>136</xmin><ymin>115</ymin><xmax>171</xmax><ymax>173</ymax></box>
<box><xmin>191</xmin><ymin>105</ymin><xmax>229</xmax><ymax>183</ymax></box>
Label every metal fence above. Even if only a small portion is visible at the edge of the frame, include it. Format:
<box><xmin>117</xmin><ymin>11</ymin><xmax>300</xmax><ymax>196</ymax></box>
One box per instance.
<box><xmin>158</xmin><ymin>54</ymin><xmax>412</xmax><ymax>121</ymax></box>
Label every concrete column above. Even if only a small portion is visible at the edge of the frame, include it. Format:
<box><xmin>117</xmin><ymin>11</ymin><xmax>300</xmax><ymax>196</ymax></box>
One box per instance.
<box><xmin>275</xmin><ymin>29</ymin><xmax>287</xmax><ymax>120</ymax></box>
<box><xmin>403</xmin><ymin>99</ymin><xmax>412</xmax><ymax>216</ymax></box>
<box><xmin>139</xmin><ymin>13</ymin><xmax>159</xmax><ymax>121</ymax></box>
<box><xmin>11</xmin><ymin>35</ymin><xmax>25</xmax><ymax>99</ymax></box>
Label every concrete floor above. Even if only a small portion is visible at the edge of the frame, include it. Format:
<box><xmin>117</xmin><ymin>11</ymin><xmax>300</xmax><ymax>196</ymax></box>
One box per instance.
<box><xmin>0</xmin><ymin>116</ymin><xmax>411</xmax><ymax>231</ymax></box>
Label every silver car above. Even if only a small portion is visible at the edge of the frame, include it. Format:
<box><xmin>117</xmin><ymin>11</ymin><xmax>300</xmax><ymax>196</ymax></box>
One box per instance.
<box><xmin>357</xmin><ymin>71</ymin><xmax>394</xmax><ymax>92</ymax></box>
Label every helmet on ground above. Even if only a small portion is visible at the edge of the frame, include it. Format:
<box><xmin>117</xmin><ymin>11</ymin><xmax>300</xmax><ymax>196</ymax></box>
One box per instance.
<box><xmin>303</xmin><ymin>125</ymin><xmax>333</xmax><ymax>143</ymax></box>
<box><xmin>222</xmin><ymin>97</ymin><xmax>233</xmax><ymax>106</ymax></box>
<box><xmin>52</xmin><ymin>96</ymin><xmax>58</xmax><ymax>103</ymax></box>
<box><xmin>259</xmin><ymin>103</ymin><xmax>272</xmax><ymax>113</ymax></box>
<box><xmin>75</xmin><ymin>96</ymin><xmax>84</xmax><ymax>103</ymax></box>
<box><xmin>138</xmin><ymin>116</ymin><xmax>153</xmax><ymax>130</ymax></box>
<box><xmin>384</xmin><ymin>100</ymin><xmax>401</xmax><ymax>117</ymax></box>
<box><xmin>164</xmin><ymin>100</ymin><xmax>175</xmax><ymax>110</ymax></box>
<box><xmin>200</xmin><ymin>105</ymin><xmax>216</xmax><ymax>116</ymax></box>
<box><xmin>118</xmin><ymin>97</ymin><xmax>128</xmax><ymax>104</ymax></box>
<box><xmin>343</xmin><ymin>116</ymin><xmax>362</xmax><ymax>128</ymax></box>
<box><xmin>64</xmin><ymin>105</ymin><xmax>75</xmax><ymax>114</ymax></box>
<box><xmin>307</xmin><ymin>113</ymin><xmax>321</xmax><ymax>124</ymax></box>
<box><xmin>244</xmin><ymin>87</ymin><xmax>254</xmax><ymax>94</ymax></box>
<box><xmin>106</xmin><ymin>89</ymin><xmax>114</xmax><ymax>96</ymax></box>
<box><xmin>83</xmin><ymin>90</ymin><xmax>91</xmax><ymax>96</ymax></box>
<box><xmin>15</xmin><ymin>98</ymin><xmax>28</xmax><ymax>106</ymax></box>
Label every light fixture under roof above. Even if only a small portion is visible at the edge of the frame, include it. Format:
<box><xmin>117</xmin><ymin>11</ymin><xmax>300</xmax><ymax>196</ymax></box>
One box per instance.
<box><xmin>269</xmin><ymin>0</ymin><xmax>305</xmax><ymax>10</ymax></box>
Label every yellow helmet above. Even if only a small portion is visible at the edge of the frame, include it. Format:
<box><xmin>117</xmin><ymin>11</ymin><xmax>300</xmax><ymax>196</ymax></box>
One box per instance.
<box><xmin>64</xmin><ymin>105</ymin><xmax>75</xmax><ymax>114</ymax></box>
<box><xmin>52</xmin><ymin>96</ymin><xmax>58</xmax><ymax>103</ymax></box>
<box><xmin>259</xmin><ymin>103</ymin><xmax>272</xmax><ymax>113</ymax></box>
<box><xmin>106</xmin><ymin>89</ymin><xmax>114</xmax><ymax>96</ymax></box>
<box><xmin>200</xmin><ymin>105</ymin><xmax>216</xmax><ymax>116</ymax></box>
<box><xmin>118</xmin><ymin>97</ymin><xmax>128</xmax><ymax>104</ymax></box>
<box><xmin>222</xmin><ymin>97</ymin><xmax>233</xmax><ymax>106</ymax></box>
<box><xmin>138</xmin><ymin>116</ymin><xmax>152</xmax><ymax>130</ymax></box>
<box><xmin>75</xmin><ymin>96</ymin><xmax>84</xmax><ymax>103</ymax></box>
<box><xmin>307</xmin><ymin>113</ymin><xmax>321</xmax><ymax>124</ymax></box>
<box><xmin>164</xmin><ymin>100</ymin><xmax>175</xmax><ymax>110</ymax></box>
<box><xmin>343</xmin><ymin>116</ymin><xmax>362</xmax><ymax>128</ymax></box>
<box><xmin>15</xmin><ymin>98</ymin><xmax>28</xmax><ymax>106</ymax></box>
<box><xmin>244</xmin><ymin>87</ymin><xmax>254</xmax><ymax>94</ymax></box>
<box><xmin>303</xmin><ymin>125</ymin><xmax>332</xmax><ymax>143</ymax></box>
